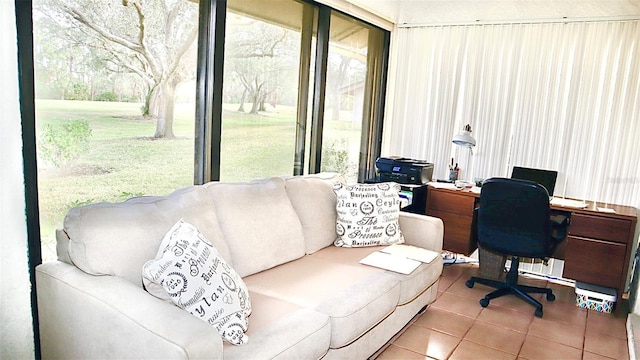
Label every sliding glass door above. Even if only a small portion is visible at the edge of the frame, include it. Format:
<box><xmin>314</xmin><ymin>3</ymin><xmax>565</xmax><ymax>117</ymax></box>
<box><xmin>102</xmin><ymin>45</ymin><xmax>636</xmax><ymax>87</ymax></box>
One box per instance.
<box><xmin>320</xmin><ymin>12</ymin><xmax>388</xmax><ymax>183</ymax></box>
<box><xmin>220</xmin><ymin>0</ymin><xmax>317</xmax><ymax>181</ymax></box>
<box><xmin>213</xmin><ymin>0</ymin><xmax>388</xmax><ymax>182</ymax></box>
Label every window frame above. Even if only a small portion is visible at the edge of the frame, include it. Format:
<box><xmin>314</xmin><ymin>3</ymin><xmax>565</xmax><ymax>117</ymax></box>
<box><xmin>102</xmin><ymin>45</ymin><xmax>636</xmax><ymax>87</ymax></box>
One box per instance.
<box><xmin>15</xmin><ymin>0</ymin><xmax>42</xmax><ymax>357</ymax></box>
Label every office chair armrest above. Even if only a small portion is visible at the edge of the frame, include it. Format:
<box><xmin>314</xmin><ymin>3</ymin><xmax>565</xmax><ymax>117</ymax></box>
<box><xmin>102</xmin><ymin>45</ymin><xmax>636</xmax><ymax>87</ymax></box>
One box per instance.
<box><xmin>550</xmin><ymin>213</ymin><xmax>569</xmax><ymax>241</ymax></box>
<box><xmin>550</xmin><ymin>214</ymin><xmax>568</xmax><ymax>226</ymax></box>
<box><xmin>472</xmin><ymin>207</ymin><xmax>479</xmax><ymax>243</ymax></box>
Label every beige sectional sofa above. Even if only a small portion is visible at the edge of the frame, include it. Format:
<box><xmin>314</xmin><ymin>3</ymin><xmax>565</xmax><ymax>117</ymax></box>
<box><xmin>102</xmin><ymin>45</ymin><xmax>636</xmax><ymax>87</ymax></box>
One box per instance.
<box><xmin>35</xmin><ymin>173</ymin><xmax>444</xmax><ymax>359</ymax></box>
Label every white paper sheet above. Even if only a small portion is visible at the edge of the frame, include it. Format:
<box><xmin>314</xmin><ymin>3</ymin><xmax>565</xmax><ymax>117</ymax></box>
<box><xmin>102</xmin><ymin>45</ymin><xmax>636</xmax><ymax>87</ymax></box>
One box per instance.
<box><xmin>359</xmin><ymin>251</ymin><xmax>421</xmax><ymax>274</ymax></box>
<box><xmin>550</xmin><ymin>197</ymin><xmax>588</xmax><ymax>208</ymax></box>
<box><xmin>380</xmin><ymin>244</ymin><xmax>439</xmax><ymax>263</ymax></box>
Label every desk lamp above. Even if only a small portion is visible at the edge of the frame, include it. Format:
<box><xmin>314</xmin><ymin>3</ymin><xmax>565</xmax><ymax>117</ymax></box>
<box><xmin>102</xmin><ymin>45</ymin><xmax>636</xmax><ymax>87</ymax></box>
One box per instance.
<box><xmin>452</xmin><ymin>124</ymin><xmax>476</xmax><ymax>153</ymax></box>
<box><xmin>452</xmin><ymin>124</ymin><xmax>476</xmax><ymax>182</ymax></box>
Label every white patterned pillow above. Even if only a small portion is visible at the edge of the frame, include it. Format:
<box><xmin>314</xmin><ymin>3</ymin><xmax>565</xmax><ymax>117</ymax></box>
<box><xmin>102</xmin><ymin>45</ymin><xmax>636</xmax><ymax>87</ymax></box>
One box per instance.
<box><xmin>142</xmin><ymin>219</ymin><xmax>251</xmax><ymax>345</ymax></box>
<box><xmin>333</xmin><ymin>182</ymin><xmax>404</xmax><ymax>247</ymax></box>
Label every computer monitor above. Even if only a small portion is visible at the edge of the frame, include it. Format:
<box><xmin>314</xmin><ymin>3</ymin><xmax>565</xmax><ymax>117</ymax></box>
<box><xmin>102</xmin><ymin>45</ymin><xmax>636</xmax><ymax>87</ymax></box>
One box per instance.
<box><xmin>511</xmin><ymin>166</ymin><xmax>558</xmax><ymax>196</ymax></box>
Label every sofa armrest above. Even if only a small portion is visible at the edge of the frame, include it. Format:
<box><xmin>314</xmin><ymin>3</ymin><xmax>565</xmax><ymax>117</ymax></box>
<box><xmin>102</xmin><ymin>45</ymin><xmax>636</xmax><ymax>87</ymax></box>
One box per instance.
<box><xmin>36</xmin><ymin>261</ymin><xmax>223</xmax><ymax>359</ymax></box>
<box><xmin>399</xmin><ymin>212</ymin><xmax>444</xmax><ymax>252</ymax></box>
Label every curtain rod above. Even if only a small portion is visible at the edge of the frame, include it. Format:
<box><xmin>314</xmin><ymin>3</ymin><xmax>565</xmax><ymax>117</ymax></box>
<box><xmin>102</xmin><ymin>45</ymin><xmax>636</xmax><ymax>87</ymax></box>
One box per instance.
<box><xmin>397</xmin><ymin>15</ymin><xmax>640</xmax><ymax>28</ymax></box>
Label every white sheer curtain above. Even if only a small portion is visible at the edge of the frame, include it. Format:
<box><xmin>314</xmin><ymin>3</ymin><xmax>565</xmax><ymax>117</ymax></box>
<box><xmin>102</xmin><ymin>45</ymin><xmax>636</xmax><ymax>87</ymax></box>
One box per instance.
<box><xmin>386</xmin><ymin>20</ymin><xmax>640</xmax><ymax>207</ymax></box>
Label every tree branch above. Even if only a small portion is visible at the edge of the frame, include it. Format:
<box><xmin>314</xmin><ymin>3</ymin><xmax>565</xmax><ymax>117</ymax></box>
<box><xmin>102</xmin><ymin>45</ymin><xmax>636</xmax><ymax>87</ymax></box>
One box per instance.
<box><xmin>56</xmin><ymin>1</ymin><xmax>142</xmax><ymax>52</ymax></box>
<box><xmin>122</xmin><ymin>0</ymin><xmax>164</xmax><ymax>78</ymax></box>
<box><xmin>56</xmin><ymin>0</ymin><xmax>163</xmax><ymax>79</ymax></box>
<box><xmin>127</xmin><ymin>0</ymin><xmax>146</xmax><ymax>49</ymax></box>
<box><xmin>227</xmin><ymin>30</ymin><xmax>287</xmax><ymax>59</ymax></box>
<box><xmin>267</xmin><ymin>29</ymin><xmax>287</xmax><ymax>56</ymax></box>
<box><xmin>165</xmin><ymin>9</ymin><xmax>198</xmax><ymax>82</ymax></box>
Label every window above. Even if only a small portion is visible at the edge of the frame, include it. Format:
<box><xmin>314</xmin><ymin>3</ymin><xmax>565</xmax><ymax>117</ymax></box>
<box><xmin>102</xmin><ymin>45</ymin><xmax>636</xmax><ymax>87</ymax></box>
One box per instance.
<box><xmin>320</xmin><ymin>12</ymin><xmax>388</xmax><ymax>183</ymax></box>
<box><xmin>199</xmin><ymin>0</ymin><xmax>389</xmax><ymax>183</ymax></box>
<box><xmin>30</xmin><ymin>0</ymin><xmax>389</xmax><ymax>262</ymax></box>
<box><xmin>219</xmin><ymin>0</ymin><xmax>317</xmax><ymax>181</ymax></box>
<box><xmin>33</xmin><ymin>0</ymin><xmax>200</xmax><ymax>261</ymax></box>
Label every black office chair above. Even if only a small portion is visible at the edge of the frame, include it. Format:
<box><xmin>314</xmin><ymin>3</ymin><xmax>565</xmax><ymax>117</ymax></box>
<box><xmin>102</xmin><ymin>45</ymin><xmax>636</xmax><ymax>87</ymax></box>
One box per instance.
<box><xmin>465</xmin><ymin>177</ymin><xmax>568</xmax><ymax>317</ymax></box>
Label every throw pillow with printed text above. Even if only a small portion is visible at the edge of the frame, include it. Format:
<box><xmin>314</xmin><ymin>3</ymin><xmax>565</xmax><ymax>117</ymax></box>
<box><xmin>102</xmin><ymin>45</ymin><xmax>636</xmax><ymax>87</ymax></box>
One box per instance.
<box><xmin>334</xmin><ymin>182</ymin><xmax>404</xmax><ymax>247</ymax></box>
<box><xmin>142</xmin><ymin>219</ymin><xmax>251</xmax><ymax>345</ymax></box>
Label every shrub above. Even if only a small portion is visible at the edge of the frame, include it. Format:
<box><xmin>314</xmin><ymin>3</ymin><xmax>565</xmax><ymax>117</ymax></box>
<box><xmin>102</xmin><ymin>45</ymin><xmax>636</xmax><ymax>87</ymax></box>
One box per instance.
<box><xmin>66</xmin><ymin>82</ymin><xmax>90</xmax><ymax>100</ymax></box>
<box><xmin>95</xmin><ymin>91</ymin><xmax>118</xmax><ymax>102</ymax></box>
<box><xmin>39</xmin><ymin>120</ymin><xmax>92</xmax><ymax>168</ymax></box>
<box><xmin>321</xmin><ymin>139</ymin><xmax>357</xmax><ymax>179</ymax></box>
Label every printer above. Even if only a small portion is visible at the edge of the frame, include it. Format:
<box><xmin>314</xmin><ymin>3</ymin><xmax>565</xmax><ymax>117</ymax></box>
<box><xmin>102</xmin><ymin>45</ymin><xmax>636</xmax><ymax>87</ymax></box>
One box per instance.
<box><xmin>375</xmin><ymin>157</ymin><xmax>434</xmax><ymax>185</ymax></box>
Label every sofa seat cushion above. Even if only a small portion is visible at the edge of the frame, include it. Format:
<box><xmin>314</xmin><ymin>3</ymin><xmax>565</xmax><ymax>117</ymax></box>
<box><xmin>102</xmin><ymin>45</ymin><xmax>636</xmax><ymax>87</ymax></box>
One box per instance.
<box><xmin>205</xmin><ymin>177</ymin><xmax>306</xmax><ymax>277</ymax></box>
<box><xmin>244</xmin><ymin>254</ymin><xmax>400</xmax><ymax>348</ymax></box>
<box><xmin>315</xmin><ymin>246</ymin><xmax>443</xmax><ymax>305</ymax></box>
<box><xmin>283</xmin><ymin>173</ymin><xmax>344</xmax><ymax>254</ymax></box>
<box><xmin>223</xmin><ymin>292</ymin><xmax>331</xmax><ymax>360</ymax></box>
<box><xmin>64</xmin><ymin>186</ymin><xmax>227</xmax><ymax>286</ymax></box>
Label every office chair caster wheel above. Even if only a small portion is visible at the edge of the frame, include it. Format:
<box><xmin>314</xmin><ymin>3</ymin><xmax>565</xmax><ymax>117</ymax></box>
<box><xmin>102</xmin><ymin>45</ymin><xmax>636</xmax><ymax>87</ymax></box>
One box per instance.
<box><xmin>479</xmin><ymin>297</ymin><xmax>489</xmax><ymax>307</ymax></box>
<box><xmin>546</xmin><ymin>293</ymin><xmax>556</xmax><ymax>302</ymax></box>
<box><xmin>465</xmin><ymin>280</ymin><xmax>474</xmax><ymax>288</ymax></box>
<box><xmin>535</xmin><ymin>308</ymin><xmax>543</xmax><ymax>318</ymax></box>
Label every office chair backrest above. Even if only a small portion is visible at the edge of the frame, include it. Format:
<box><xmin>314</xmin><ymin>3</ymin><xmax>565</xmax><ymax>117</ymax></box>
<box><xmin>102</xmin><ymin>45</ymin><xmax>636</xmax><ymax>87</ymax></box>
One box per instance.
<box><xmin>477</xmin><ymin>177</ymin><xmax>552</xmax><ymax>258</ymax></box>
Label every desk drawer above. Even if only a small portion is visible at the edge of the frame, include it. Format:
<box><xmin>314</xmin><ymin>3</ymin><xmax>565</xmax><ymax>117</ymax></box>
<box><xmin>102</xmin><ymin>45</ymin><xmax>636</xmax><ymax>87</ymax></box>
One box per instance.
<box><xmin>563</xmin><ymin>236</ymin><xmax>626</xmax><ymax>289</ymax></box>
<box><xmin>569</xmin><ymin>213</ymin><xmax>631</xmax><ymax>244</ymax></box>
<box><xmin>428</xmin><ymin>209</ymin><xmax>476</xmax><ymax>255</ymax></box>
<box><xmin>428</xmin><ymin>190</ymin><xmax>475</xmax><ymax>215</ymax></box>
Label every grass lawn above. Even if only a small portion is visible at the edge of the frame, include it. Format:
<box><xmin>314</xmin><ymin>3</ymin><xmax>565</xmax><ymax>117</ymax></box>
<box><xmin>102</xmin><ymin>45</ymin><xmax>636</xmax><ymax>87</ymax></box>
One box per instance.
<box><xmin>36</xmin><ymin>99</ymin><xmax>361</xmax><ymax>261</ymax></box>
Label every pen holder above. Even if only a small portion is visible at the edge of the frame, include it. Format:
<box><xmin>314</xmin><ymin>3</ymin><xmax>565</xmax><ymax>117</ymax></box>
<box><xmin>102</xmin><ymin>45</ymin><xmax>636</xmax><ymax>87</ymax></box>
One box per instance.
<box><xmin>449</xmin><ymin>169</ymin><xmax>459</xmax><ymax>182</ymax></box>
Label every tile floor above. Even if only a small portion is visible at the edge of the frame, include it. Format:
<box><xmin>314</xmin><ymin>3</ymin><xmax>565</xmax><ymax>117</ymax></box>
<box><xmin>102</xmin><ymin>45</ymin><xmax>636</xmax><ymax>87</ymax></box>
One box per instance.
<box><xmin>376</xmin><ymin>263</ymin><xmax>630</xmax><ymax>360</ymax></box>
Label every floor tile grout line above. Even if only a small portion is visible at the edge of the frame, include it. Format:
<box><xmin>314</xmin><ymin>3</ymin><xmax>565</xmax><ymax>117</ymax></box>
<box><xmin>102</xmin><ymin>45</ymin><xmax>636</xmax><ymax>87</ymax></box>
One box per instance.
<box><xmin>391</xmin><ymin>264</ymin><xmax>630</xmax><ymax>360</ymax></box>
<box><xmin>461</xmin><ymin>319</ymin><xmax>526</xmax><ymax>357</ymax></box>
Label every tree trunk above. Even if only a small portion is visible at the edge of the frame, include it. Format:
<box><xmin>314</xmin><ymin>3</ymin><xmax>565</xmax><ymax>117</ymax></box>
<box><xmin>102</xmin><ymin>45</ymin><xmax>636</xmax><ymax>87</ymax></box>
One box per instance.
<box><xmin>131</xmin><ymin>82</ymin><xmax>138</xmax><ymax>102</ymax></box>
<box><xmin>249</xmin><ymin>90</ymin><xmax>260</xmax><ymax>114</ymax></box>
<box><xmin>259</xmin><ymin>92</ymin><xmax>267</xmax><ymax>112</ymax></box>
<box><xmin>141</xmin><ymin>85</ymin><xmax>153</xmax><ymax>117</ymax></box>
<box><xmin>237</xmin><ymin>89</ymin><xmax>247</xmax><ymax>112</ymax></box>
<box><xmin>153</xmin><ymin>81</ymin><xmax>176</xmax><ymax>138</ymax></box>
<box><xmin>331</xmin><ymin>57</ymin><xmax>350</xmax><ymax>122</ymax></box>
<box><xmin>148</xmin><ymin>85</ymin><xmax>162</xmax><ymax>118</ymax></box>
<box><xmin>89</xmin><ymin>76</ymin><xmax>95</xmax><ymax>101</ymax></box>
<box><xmin>331</xmin><ymin>92</ymin><xmax>341</xmax><ymax>121</ymax></box>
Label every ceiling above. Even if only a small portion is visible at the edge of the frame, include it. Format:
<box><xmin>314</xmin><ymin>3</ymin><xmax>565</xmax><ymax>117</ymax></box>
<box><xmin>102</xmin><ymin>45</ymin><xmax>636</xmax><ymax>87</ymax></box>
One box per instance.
<box><xmin>342</xmin><ymin>0</ymin><xmax>640</xmax><ymax>25</ymax></box>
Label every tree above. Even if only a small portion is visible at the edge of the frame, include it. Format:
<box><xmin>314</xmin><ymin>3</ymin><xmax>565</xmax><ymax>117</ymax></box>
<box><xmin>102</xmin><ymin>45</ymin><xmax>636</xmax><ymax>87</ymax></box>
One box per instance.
<box><xmin>38</xmin><ymin>0</ymin><xmax>199</xmax><ymax>138</ymax></box>
<box><xmin>325</xmin><ymin>52</ymin><xmax>367</xmax><ymax>122</ymax></box>
<box><xmin>328</xmin><ymin>55</ymin><xmax>351</xmax><ymax>122</ymax></box>
<box><xmin>224</xmin><ymin>17</ymin><xmax>298</xmax><ymax>115</ymax></box>
<box><xmin>33</xmin><ymin>13</ymin><xmax>104</xmax><ymax>100</ymax></box>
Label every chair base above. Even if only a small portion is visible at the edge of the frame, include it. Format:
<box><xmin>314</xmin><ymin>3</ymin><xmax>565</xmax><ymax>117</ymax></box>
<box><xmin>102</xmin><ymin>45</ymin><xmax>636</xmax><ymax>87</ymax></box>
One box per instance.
<box><xmin>465</xmin><ymin>257</ymin><xmax>555</xmax><ymax>317</ymax></box>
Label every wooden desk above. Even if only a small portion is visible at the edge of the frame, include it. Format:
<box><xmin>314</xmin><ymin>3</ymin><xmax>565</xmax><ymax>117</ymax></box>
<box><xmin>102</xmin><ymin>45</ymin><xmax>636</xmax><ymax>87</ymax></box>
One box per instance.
<box><xmin>425</xmin><ymin>185</ymin><xmax>638</xmax><ymax>300</ymax></box>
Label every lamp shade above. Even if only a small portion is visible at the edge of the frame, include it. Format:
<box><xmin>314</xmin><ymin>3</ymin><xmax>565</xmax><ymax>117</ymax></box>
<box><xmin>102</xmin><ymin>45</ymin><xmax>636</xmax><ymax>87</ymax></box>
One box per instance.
<box><xmin>452</xmin><ymin>124</ymin><xmax>476</xmax><ymax>147</ymax></box>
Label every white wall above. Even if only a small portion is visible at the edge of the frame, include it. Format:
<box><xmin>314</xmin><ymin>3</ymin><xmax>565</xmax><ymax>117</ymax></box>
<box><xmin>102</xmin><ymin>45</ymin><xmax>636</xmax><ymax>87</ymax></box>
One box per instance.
<box><xmin>0</xmin><ymin>1</ymin><xmax>36</xmax><ymax>358</ymax></box>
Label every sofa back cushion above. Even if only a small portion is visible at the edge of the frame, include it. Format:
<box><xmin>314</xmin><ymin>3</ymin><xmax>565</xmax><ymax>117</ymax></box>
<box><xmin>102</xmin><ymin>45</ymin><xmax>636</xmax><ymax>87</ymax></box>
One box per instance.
<box><xmin>63</xmin><ymin>186</ymin><xmax>229</xmax><ymax>286</ymax></box>
<box><xmin>283</xmin><ymin>173</ymin><xmax>343</xmax><ymax>254</ymax></box>
<box><xmin>205</xmin><ymin>177</ymin><xmax>305</xmax><ymax>277</ymax></box>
